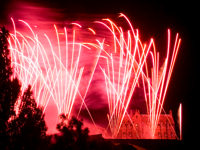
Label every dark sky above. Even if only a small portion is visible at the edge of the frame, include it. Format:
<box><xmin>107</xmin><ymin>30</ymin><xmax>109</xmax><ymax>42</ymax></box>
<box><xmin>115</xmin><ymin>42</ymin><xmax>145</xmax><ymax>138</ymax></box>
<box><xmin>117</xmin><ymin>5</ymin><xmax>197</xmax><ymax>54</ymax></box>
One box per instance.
<box><xmin>0</xmin><ymin>0</ymin><xmax>196</xmax><ymax>143</ymax></box>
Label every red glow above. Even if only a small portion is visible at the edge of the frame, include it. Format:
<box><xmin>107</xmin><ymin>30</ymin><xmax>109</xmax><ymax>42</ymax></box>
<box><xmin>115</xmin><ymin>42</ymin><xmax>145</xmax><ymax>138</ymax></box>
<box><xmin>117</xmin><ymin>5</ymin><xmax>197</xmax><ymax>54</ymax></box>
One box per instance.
<box><xmin>7</xmin><ymin>5</ymin><xmax>181</xmax><ymax>138</ymax></box>
<box><xmin>9</xmin><ymin>17</ymin><xmax>101</xmax><ymax>133</ymax></box>
<box><xmin>141</xmin><ymin>30</ymin><xmax>181</xmax><ymax>138</ymax></box>
<box><xmin>178</xmin><ymin>103</ymin><xmax>182</xmax><ymax>140</ymax></box>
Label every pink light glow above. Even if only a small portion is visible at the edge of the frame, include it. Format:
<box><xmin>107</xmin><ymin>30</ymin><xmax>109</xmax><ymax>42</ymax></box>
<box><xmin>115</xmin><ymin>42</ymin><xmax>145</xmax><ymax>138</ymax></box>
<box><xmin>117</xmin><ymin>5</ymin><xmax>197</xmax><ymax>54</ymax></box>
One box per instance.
<box><xmin>98</xmin><ymin>14</ymin><xmax>152</xmax><ymax>138</ymax></box>
<box><xmin>142</xmin><ymin>29</ymin><xmax>181</xmax><ymax>138</ymax></box>
<box><xmin>7</xmin><ymin>4</ymin><xmax>182</xmax><ymax>137</ymax></box>
<box><xmin>178</xmin><ymin>103</ymin><xmax>182</xmax><ymax>140</ymax></box>
<box><xmin>8</xmin><ymin>17</ymin><xmax>101</xmax><ymax>134</ymax></box>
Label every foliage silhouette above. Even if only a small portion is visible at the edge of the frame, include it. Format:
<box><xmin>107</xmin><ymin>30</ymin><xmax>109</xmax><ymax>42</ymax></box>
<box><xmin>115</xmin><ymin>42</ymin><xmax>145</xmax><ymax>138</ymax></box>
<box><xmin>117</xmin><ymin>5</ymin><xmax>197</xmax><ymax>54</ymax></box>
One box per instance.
<box><xmin>0</xmin><ymin>26</ymin><xmax>21</xmax><ymax>149</ymax></box>
<box><xmin>0</xmin><ymin>26</ymin><xmax>137</xmax><ymax>150</ymax></box>
<box><xmin>0</xmin><ymin>26</ymin><xmax>47</xmax><ymax>150</ymax></box>
<box><xmin>51</xmin><ymin>114</ymin><xmax>89</xmax><ymax>150</ymax></box>
<box><xmin>9</xmin><ymin>85</ymin><xmax>47</xmax><ymax>150</ymax></box>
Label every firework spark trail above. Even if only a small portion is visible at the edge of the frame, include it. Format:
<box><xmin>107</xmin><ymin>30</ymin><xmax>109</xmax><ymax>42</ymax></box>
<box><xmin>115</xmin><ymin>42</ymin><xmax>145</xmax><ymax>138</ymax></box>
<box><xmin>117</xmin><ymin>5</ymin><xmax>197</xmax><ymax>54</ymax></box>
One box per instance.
<box><xmin>8</xmin><ymin>14</ymin><xmax>181</xmax><ymax>138</ymax></box>
<box><xmin>8</xmin><ymin>19</ymin><xmax>100</xmax><ymax>124</ymax></box>
<box><xmin>98</xmin><ymin>14</ymin><xmax>152</xmax><ymax>138</ymax></box>
<box><xmin>142</xmin><ymin>29</ymin><xmax>181</xmax><ymax>138</ymax></box>
<box><xmin>178</xmin><ymin>103</ymin><xmax>182</xmax><ymax>140</ymax></box>
<box><xmin>9</xmin><ymin>18</ymin><xmax>54</xmax><ymax>114</ymax></box>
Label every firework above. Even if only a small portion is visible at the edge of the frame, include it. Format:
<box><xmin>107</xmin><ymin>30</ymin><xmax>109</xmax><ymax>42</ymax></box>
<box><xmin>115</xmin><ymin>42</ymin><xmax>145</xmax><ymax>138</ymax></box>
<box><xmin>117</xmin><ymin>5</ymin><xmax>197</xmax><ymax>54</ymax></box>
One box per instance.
<box><xmin>8</xmin><ymin>18</ymin><xmax>101</xmax><ymax>125</ymax></box>
<box><xmin>7</xmin><ymin>13</ymin><xmax>181</xmax><ymax>138</ymax></box>
<box><xmin>178</xmin><ymin>103</ymin><xmax>182</xmax><ymax>140</ymax></box>
<box><xmin>142</xmin><ymin>29</ymin><xmax>181</xmax><ymax>138</ymax></box>
<box><xmin>98</xmin><ymin>13</ymin><xmax>152</xmax><ymax>138</ymax></box>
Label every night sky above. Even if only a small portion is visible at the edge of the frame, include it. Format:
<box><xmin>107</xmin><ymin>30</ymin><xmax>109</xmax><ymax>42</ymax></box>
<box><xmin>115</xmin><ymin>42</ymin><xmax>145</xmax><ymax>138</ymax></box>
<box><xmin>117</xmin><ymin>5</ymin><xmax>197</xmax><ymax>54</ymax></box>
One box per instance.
<box><xmin>0</xmin><ymin>0</ymin><xmax>196</xmax><ymax>144</ymax></box>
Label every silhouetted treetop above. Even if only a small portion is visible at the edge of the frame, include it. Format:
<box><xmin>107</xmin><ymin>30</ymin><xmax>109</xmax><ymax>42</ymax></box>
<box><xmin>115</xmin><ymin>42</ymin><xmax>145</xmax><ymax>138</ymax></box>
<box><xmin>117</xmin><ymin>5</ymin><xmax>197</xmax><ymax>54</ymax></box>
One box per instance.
<box><xmin>52</xmin><ymin>114</ymin><xmax>89</xmax><ymax>150</ymax></box>
<box><xmin>0</xmin><ymin>26</ymin><xmax>21</xmax><ymax>149</ymax></box>
<box><xmin>9</xmin><ymin>85</ymin><xmax>47</xmax><ymax>150</ymax></box>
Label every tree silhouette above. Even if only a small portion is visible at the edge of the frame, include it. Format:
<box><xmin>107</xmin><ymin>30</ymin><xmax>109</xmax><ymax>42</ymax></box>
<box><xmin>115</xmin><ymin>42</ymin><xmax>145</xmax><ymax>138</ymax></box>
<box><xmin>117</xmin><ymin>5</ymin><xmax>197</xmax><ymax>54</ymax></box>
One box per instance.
<box><xmin>52</xmin><ymin>114</ymin><xmax>89</xmax><ymax>150</ymax></box>
<box><xmin>0</xmin><ymin>26</ymin><xmax>21</xmax><ymax>149</ymax></box>
<box><xmin>0</xmin><ymin>26</ymin><xmax>136</xmax><ymax>150</ymax></box>
<box><xmin>9</xmin><ymin>85</ymin><xmax>47</xmax><ymax>150</ymax></box>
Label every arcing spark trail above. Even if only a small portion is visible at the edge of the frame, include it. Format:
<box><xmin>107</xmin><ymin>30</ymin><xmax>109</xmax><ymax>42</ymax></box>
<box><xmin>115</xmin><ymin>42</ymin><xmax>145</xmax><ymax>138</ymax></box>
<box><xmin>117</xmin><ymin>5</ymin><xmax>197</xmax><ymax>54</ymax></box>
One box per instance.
<box><xmin>8</xmin><ymin>14</ymin><xmax>181</xmax><ymax>138</ymax></box>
